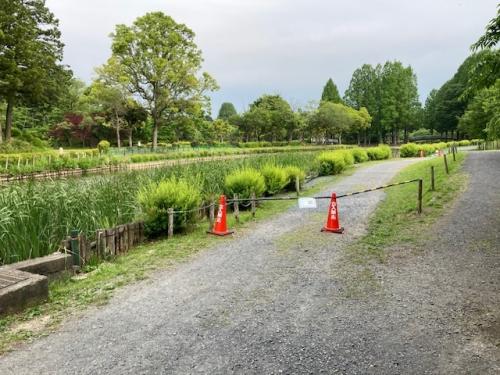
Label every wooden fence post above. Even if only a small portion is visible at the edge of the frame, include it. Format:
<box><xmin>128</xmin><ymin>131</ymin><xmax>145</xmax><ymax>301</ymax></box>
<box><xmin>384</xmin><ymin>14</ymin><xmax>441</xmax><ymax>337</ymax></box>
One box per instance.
<box><xmin>430</xmin><ymin>166</ymin><xmax>435</xmax><ymax>191</ymax></box>
<box><xmin>70</xmin><ymin>229</ymin><xmax>81</xmax><ymax>267</ymax></box>
<box><xmin>417</xmin><ymin>179</ymin><xmax>423</xmax><ymax>214</ymax></box>
<box><xmin>251</xmin><ymin>191</ymin><xmax>256</xmax><ymax>218</ymax></box>
<box><xmin>295</xmin><ymin>176</ymin><xmax>300</xmax><ymax>197</ymax></box>
<box><xmin>233</xmin><ymin>194</ymin><xmax>239</xmax><ymax>223</ymax></box>
<box><xmin>452</xmin><ymin>146</ymin><xmax>456</xmax><ymax>161</ymax></box>
<box><xmin>208</xmin><ymin>200</ymin><xmax>215</xmax><ymax>231</ymax></box>
<box><xmin>443</xmin><ymin>154</ymin><xmax>449</xmax><ymax>175</ymax></box>
<box><xmin>167</xmin><ymin>208</ymin><xmax>174</xmax><ymax>239</ymax></box>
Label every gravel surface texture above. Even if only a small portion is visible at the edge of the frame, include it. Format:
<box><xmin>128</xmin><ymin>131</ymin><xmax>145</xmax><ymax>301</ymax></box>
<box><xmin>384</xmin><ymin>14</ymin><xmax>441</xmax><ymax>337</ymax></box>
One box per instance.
<box><xmin>0</xmin><ymin>153</ymin><xmax>498</xmax><ymax>374</ymax></box>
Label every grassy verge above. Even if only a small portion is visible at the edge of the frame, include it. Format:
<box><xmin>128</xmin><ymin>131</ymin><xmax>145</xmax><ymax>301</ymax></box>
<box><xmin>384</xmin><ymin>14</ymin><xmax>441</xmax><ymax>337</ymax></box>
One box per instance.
<box><xmin>0</xmin><ymin>162</ymin><xmax>368</xmax><ymax>354</ymax></box>
<box><xmin>340</xmin><ymin>153</ymin><xmax>468</xmax><ymax>297</ymax></box>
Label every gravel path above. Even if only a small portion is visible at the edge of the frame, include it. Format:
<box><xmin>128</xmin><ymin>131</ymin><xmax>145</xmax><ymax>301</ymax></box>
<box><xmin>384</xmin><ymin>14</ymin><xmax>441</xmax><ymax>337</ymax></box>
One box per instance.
<box><xmin>0</xmin><ymin>154</ymin><xmax>498</xmax><ymax>374</ymax></box>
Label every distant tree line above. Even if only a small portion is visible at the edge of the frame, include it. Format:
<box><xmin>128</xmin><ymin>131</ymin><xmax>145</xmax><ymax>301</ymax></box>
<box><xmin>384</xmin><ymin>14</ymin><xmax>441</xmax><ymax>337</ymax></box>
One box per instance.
<box><xmin>0</xmin><ymin>1</ymin><xmax>497</xmax><ymax>150</ymax></box>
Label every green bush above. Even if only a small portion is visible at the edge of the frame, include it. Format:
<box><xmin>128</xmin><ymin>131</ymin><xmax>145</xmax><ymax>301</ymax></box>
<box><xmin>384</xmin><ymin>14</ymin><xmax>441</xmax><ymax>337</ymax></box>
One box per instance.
<box><xmin>400</xmin><ymin>142</ymin><xmax>450</xmax><ymax>158</ymax></box>
<box><xmin>458</xmin><ymin>140</ymin><xmax>471</xmax><ymax>146</ymax></box>
<box><xmin>420</xmin><ymin>144</ymin><xmax>436</xmax><ymax>156</ymax></box>
<box><xmin>138</xmin><ymin>178</ymin><xmax>202</xmax><ymax>237</ymax></box>
<box><xmin>366</xmin><ymin>145</ymin><xmax>391</xmax><ymax>160</ymax></box>
<box><xmin>338</xmin><ymin>150</ymin><xmax>355</xmax><ymax>166</ymax></box>
<box><xmin>284</xmin><ymin>165</ymin><xmax>306</xmax><ymax>189</ymax></box>
<box><xmin>434</xmin><ymin>142</ymin><xmax>447</xmax><ymax>150</ymax></box>
<box><xmin>97</xmin><ymin>140</ymin><xmax>111</xmax><ymax>155</ymax></box>
<box><xmin>317</xmin><ymin>152</ymin><xmax>346</xmax><ymax>175</ymax></box>
<box><xmin>261</xmin><ymin>164</ymin><xmax>289</xmax><ymax>195</ymax></box>
<box><xmin>400</xmin><ymin>143</ymin><xmax>419</xmax><ymax>157</ymax></box>
<box><xmin>351</xmin><ymin>148</ymin><xmax>369</xmax><ymax>163</ymax></box>
<box><xmin>225</xmin><ymin>168</ymin><xmax>266</xmax><ymax>199</ymax></box>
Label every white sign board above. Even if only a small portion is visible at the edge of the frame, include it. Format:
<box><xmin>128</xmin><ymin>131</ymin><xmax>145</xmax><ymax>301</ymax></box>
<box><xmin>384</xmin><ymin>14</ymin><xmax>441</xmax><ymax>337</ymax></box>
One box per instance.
<box><xmin>298</xmin><ymin>197</ymin><xmax>317</xmax><ymax>209</ymax></box>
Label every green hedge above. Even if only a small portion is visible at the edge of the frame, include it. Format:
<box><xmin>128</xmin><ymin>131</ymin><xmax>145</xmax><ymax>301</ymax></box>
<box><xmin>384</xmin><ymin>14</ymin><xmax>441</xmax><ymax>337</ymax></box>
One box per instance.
<box><xmin>351</xmin><ymin>148</ymin><xmax>369</xmax><ymax>163</ymax></box>
<box><xmin>317</xmin><ymin>152</ymin><xmax>347</xmax><ymax>175</ymax></box>
<box><xmin>138</xmin><ymin>178</ymin><xmax>202</xmax><ymax>237</ymax></box>
<box><xmin>261</xmin><ymin>164</ymin><xmax>289</xmax><ymax>195</ymax></box>
<box><xmin>284</xmin><ymin>165</ymin><xmax>306</xmax><ymax>189</ymax></box>
<box><xmin>224</xmin><ymin>168</ymin><xmax>266</xmax><ymax>199</ymax></box>
<box><xmin>366</xmin><ymin>145</ymin><xmax>391</xmax><ymax>160</ymax></box>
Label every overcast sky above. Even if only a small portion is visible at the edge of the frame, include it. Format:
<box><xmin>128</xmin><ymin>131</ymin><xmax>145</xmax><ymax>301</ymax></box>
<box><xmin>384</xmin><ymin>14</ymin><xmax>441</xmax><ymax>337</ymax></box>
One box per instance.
<box><xmin>46</xmin><ymin>0</ymin><xmax>498</xmax><ymax>115</ymax></box>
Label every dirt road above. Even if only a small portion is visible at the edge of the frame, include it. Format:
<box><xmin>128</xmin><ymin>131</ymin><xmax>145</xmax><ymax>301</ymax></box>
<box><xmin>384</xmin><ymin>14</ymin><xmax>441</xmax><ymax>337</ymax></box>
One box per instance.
<box><xmin>0</xmin><ymin>153</ymin><xmax>498</xmax><ymax>374</ymax></box>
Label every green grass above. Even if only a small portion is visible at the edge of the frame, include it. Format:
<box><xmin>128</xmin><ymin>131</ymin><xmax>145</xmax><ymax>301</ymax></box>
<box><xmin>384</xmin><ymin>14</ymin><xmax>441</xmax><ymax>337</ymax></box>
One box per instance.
<box><xmin>0</xmin><ymin>152</ymin><xmax>322</xmax><ymax>264</ymax></box>
<box><xmin>328</xmin><ymin>153</ymin><xmax>468</xmax><ymax>299</ymax></box>
<box><xmin>0</xmin><ymin>167</ymin><xmax>354</xmax><ymax>354</ymax></box>
<box><xmin>347</xmin><ymin>152</ymin><xmax>467</xmax><ymax>265</ymax></box>
<box><xmin>0</xmin><ymin>144</ymin><xmax>350</xmax><ymax>176</ymax></box>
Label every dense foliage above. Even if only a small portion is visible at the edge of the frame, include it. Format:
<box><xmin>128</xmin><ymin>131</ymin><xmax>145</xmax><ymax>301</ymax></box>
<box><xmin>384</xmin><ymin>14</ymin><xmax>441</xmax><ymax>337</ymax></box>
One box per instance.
<box><xmin>138</xmin><ymin>178</ymin><xmax>202</xmax><ymax>236</ymax></box>
<box><xmin>0</xmin><ymin>151</ymin><xmax>321</xmax><ymax>264</ymax></box>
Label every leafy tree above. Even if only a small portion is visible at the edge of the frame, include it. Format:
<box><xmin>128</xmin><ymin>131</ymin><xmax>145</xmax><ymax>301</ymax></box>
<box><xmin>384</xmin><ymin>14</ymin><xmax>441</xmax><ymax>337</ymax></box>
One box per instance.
<box><xmin>459</xmin><ymin>79</ymin><xmax>500</xmax><ymax>140</ymax></box>
<box><xmin>472</xmin><ymin>5</ymin><xmax>500</xmax><ymax>50</ymax></box>
<box><xmin>379</xmin><ymin>61</ymin><xmax>420</xmax><ymax>144</ymax></box>
<box><xmin>239</xmin><ymin>95</ymin><xmax>297</xmax><ymax>141</ymax></box>
<box><xmin>217</xmin><ymin>102</ymin><xmax>237</xmax><ymax>120</ymax></box>
<box><xmin>462</xmin><ymin>49</ymin><xmax>500</xmax><ymax>101</ymax></box>
<box><xmin>352</xmin><ymin>107</ymin><xmax>372</xmax><ymax>145</ymax></box>
<box><xmin>212</xmin><ymin>119</ymin><xmax>235</xmax><ymax>143</ymax></box>
<box><xmin>423</xmin><ymin>89</ymin><xmax>438</xmax><ymax>134</ymax></box>
<box><xmin>344</xmin><ymin>64</ymin><xmax>383</xmax><ymax>142</ymax></box>
<box><xmin>0</xmin><ymin>0</ymin><xmax>70</xmax><ymax>143</ymax></box>
<box><xmin>428</xmin><ymin>52</ymin><xmax>496</xmax><ymax>138</ymax></box>
<box><xmin>109</xmin><ymin>12</ymin><xmax>218</xmax><ymax>148</ymax></box>
<box><xmin>321</xmin><ymin>78</ymin><xmax>342</xmax><ymax>103</ymax></box>
<box><xmin>309</xmin><ymin>102</ymin><xmax>356</xmax><ymax>144</ymax></box>
<box><xmin>123</xmin><ymin>101</ymin><xmax>148</xmax><ymax>146</ymax></box>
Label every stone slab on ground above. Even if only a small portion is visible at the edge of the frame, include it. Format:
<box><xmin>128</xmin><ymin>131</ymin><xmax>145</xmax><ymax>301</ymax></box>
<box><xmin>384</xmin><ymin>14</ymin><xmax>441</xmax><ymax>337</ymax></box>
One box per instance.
<box><xmin>0</xmin><ymin>269</ymin><xmax>48</xmax><ymax>316</ymax></box>
<box><xmin>5</xmin><ymin>252</ymin><xmax>73</xmax><ymax>277</ymax></box>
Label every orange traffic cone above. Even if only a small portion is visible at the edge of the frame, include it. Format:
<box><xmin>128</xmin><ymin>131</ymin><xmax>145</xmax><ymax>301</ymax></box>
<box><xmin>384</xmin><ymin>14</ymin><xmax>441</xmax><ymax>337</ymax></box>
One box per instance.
<box><xmin>208</xmin><ymin>195</ymin><xmax>234</xmax><ymax>236</ymax></box>
<box><xmin>321</xmin><ymin>192</ymin><xmax>344</xmax><ymax>234</ymax></box>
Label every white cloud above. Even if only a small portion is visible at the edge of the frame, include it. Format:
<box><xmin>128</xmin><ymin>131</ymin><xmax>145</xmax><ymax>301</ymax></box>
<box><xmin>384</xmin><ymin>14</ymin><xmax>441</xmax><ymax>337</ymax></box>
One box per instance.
<box><xmin>46</xmin><ymin>0</ymin><xmax>498</xmax><ymax>114</ymax></box>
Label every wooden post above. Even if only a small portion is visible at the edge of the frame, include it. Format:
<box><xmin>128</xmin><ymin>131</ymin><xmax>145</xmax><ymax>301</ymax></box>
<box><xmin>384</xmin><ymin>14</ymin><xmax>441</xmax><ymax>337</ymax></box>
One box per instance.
<box><xmin>251</xmin><ymin>191</ymin><xmax>256</xmax><ymax>218</ymax></box>
<box><xmin>79</xmin><ymin>233</ymin><xmax>87</xmax><ymax>264</ymax></box>
<box><xmin>417</xmin><ymin>179</ymin><xmax>423</xmax><ymax>214</ymax></box>
<box><xmin>233</xmin><ymin>194</ymin><xmax>239</xmax><ymax>223</ymax></box>
<box><xmin>208</xmin><ymin>200</ymin><xmax>215</xmax><ymax>231</ymax></box>
<box><xmin>430</xmin><ymin>166</ymin><xmax>435</xmax><ymax>191</ymax></box>
<box><xmin>443</xmin><ymin>154</ymin><xmax>449</xmax><ymax>175</ymax></box>
<box><xmin>167</xmin><ymin>208</ymin><xmax>174</xmax><ymax>239</ymax></box>
<box><xmin>452</xmin><ymin>146</ymin><xmax>456</xmax><ymax>161</ymax></box>
<box><xmin>107</xmin><ymin>228</ymin><xmax>115</xmax><ymax>255</ymax></box>
<box><xmin>70</xmin><ymin>229</ymin><xmax>81</xmax><ymax>267</ymax></box>
<box><xmin>295</xmin><ymin>176</ymin><xmax>300</xmax><ymax>197</ymax></box>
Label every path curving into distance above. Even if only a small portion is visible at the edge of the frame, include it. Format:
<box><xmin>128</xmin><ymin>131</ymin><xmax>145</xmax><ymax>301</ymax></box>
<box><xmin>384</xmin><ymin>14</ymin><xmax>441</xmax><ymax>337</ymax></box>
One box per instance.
<box><xmin>1</xmin><ymin>154</ymin><xmax>498</xmax><ymax>374</ymax></box>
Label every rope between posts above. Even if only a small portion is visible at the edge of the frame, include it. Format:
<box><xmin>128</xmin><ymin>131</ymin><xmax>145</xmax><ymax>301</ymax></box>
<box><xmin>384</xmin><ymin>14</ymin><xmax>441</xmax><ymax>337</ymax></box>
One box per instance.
<box><xmin>167</xmin><ymin>178</ymin><xmax>422</xmax><ymax>217</ymax></box>
<box><xmin>171</xmin><ymin>203</ymin><xmax>214</xmax><ymax>214</ymax></box>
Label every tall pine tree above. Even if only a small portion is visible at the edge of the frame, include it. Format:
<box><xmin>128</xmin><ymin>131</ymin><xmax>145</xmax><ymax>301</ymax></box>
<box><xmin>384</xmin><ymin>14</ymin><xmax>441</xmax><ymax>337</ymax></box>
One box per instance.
<box><xmin>321</xmin><ymin>78</ymin><xmax>342</xmax><ymax>103</ymax></box>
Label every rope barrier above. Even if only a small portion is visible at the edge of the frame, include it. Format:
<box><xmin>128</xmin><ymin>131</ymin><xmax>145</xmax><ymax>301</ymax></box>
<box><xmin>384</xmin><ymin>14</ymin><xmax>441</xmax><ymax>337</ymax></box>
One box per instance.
<box><xmin>226</xmin><ymin>179</ymin><xmax>421</xmax><ymax>203</ymax></box>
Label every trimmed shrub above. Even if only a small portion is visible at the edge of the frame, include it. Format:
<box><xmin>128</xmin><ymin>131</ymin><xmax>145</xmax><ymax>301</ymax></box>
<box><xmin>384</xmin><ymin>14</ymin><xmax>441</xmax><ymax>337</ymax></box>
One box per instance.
<box><xmin>366</xmin><ymin>145</ymin><xmax>391</xmax><ymax>160</ymax></box>
<box><xmin>97</xmin><ymin>140</ymin><xmax>111</xmax><ymax>154</ymax></box>
<box><xmin>434</xmin><ymin>142</ymin><xmax>447</xmax><ymax>150</ymax></box>
<box><xmin>338</xmin><ymin>150</ymin><xmax>355</xmax><ymax>166</ymax></box>
<box><xmin>351</xmin><ymin>148</ymin><xmax>369</xmax><ymax>163</ymax></box>
<box><xmin>400</xmin><ymin>143</ymin><xmax>419</xmax><ymax>157</ymax></box>
<box><xmin>284</xmin><ymin>165</ymin><xmax>306</xmax><ymax>189</ymax></box>
<box><xmin>261</xmin><ymin>164</ymin><xmax>289</xmax><ymax>195</ymax></box>
<box><xmin>317</xmin><ymin>152</ymin><xmax>346</xmax><ymax>175</ymax></box>
<box><xmin>458</xmin><ymin>140</ymin><xmax>471</xmax><ymax>146</ymax></box>
<box><xmin>138</xmin><ymin>178</ymin><xmax>202</xmax><ymax>237</ymax></box>
<box><xmin>225</xmin><ymin>168</ymin><xmax>266</xmax><ymax>199</ymax></box>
